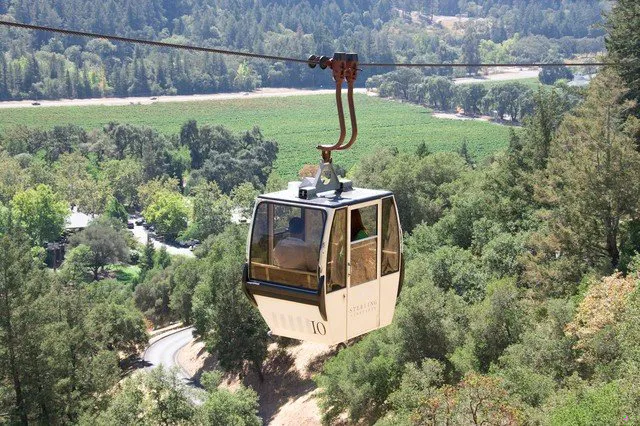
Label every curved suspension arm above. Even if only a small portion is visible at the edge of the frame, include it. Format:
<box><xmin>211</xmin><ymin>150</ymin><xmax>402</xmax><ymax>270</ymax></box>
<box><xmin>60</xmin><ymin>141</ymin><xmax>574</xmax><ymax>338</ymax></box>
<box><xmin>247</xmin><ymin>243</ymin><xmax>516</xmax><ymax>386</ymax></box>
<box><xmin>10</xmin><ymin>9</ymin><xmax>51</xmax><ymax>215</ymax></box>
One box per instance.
<box><xmin>317</xmin><ymin>79</ymin><xmax>346</xmax><ymax>159</ymax></box>
<box><xmin>335</xmin><ymin>78</ymin><xmax>357</xmax><ymax>151</ymax></box>
<box><xmin>313</xmin><ymin>53</ymin><xmax>359</xmax><ymax>162</ymax></box>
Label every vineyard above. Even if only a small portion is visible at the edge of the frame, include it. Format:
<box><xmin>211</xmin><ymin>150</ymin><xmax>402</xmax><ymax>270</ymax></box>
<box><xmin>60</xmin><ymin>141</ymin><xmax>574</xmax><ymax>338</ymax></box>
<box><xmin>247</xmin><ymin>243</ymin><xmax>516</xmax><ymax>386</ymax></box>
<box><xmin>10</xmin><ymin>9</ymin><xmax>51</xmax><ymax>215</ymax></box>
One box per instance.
<box><xmin>0</xmin><ymin>94</ymin><xmax>513</xmax><ymax>178</ymax></box>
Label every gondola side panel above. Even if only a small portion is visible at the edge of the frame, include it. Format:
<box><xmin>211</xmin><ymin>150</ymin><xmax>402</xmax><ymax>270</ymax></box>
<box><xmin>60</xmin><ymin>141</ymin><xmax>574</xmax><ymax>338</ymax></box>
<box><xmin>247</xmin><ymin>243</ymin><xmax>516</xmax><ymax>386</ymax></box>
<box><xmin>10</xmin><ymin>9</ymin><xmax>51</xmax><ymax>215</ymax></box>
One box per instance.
<box><xmin>254</xmin><ymin>296</ymin><xmax>342</xmax><ymax>344</ymax></box>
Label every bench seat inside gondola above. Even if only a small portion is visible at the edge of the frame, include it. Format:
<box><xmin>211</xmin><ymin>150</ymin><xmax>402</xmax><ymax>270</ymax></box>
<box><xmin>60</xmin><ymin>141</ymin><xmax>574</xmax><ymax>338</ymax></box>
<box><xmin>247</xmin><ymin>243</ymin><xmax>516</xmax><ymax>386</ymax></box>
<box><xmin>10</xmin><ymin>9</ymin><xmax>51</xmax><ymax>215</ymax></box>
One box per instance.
<box><xmin>250</xmin><ymin>261</ymin><xmax>317</xmax><ymax>290</ymax></box>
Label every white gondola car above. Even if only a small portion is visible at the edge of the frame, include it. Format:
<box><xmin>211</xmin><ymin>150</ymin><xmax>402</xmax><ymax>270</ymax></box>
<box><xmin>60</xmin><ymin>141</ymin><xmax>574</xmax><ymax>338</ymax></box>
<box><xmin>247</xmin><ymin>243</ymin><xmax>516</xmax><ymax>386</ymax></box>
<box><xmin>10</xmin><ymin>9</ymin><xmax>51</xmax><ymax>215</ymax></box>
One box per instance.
<box><xmin>242</xmin><ymin>177</ymin><xmax>403</xmax><ymax>345</ymax></box>
<box><xmin>242</xmin><ymin>51</ymin><xmax>403</xmax><ymax>344</ymax></box>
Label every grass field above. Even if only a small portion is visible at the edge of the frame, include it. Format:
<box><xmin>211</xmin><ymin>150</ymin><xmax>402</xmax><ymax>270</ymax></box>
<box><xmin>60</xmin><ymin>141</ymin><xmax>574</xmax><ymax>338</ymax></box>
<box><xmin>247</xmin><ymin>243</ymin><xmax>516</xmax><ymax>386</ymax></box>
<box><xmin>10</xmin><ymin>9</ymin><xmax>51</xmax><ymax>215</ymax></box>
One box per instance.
<box><xmin>475</xmin><ymin>77</ymin><xmax>543</xmax><ymax>92</ymax></box>
<box><xmin>106</xmin><ymin>264</ymin><xmax>141</xmax><ymax>284</ymax></box>
<box><xmin>0</xmin><ymin>94</ymin><xmax>514</xmax><ymax>178</ymax></box>
<box><xmin>480</xmin><ymin>77</ymin><xmax>550</xmax><ymax>92</ymax></box>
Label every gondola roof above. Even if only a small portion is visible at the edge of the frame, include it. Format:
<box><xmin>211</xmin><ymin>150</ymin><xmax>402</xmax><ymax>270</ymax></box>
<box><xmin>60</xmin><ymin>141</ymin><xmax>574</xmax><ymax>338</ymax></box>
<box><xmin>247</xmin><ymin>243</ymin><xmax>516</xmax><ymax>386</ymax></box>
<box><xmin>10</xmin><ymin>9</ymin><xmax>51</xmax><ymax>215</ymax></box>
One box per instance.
<box><xmin>258</xmin><ymin>186</ymin><xmax>393</xmax><ymax>208</ymax></box>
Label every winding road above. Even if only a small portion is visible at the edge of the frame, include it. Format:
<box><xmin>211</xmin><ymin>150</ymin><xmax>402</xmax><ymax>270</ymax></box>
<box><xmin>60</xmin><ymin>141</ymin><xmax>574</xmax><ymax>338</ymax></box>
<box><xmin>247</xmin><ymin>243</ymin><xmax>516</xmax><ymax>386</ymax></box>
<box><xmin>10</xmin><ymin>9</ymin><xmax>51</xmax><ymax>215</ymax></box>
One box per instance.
<box><xmin>143</xmin><ymin>326</ymin><xmax>199</xmax><ymax>387</ymax></box>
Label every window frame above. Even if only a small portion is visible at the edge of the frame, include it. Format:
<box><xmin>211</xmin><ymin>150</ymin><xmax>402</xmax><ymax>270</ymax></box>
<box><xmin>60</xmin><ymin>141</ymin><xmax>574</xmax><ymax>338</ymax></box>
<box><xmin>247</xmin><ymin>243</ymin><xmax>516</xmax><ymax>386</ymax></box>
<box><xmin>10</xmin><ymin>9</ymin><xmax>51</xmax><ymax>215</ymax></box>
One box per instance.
<box><xmin>249</xmin><ymin>201</ymin><xmax>327</xmax><ymax>293</ymax></box>
<box><xmin>381</xmin><ymin>196</ymin><xmax>401</xmax><ymax>277</ymax></box>
<box><xmin>349</xmin><ymin>203</ymin><xmax>379</xmax><ymax>287</ymax></box>
<box><xmin>327</xmin><ymin>208</ymin><xmax>347</xmax><ymax>293</ymax></box>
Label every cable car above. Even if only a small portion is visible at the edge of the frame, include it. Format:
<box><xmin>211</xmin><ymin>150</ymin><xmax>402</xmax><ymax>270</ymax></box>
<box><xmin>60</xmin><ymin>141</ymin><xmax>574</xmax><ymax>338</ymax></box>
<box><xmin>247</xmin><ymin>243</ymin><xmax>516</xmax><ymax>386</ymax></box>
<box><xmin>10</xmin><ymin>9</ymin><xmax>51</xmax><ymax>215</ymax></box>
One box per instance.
<box><xmin>242</xmin><ymin>52</ymin><xmax>404</xmax><ymax>345</ymax></box>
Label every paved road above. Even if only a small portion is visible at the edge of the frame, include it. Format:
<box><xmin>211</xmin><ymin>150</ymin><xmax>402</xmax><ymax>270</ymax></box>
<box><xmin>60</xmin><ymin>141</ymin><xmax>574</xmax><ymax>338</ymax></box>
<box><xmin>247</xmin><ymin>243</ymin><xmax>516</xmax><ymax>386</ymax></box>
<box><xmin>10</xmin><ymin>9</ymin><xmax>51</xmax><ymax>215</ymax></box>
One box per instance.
<box><xmin>130</xmin><ymin>223</ymin><xmax>195</xmax><ymax>257</ymax></box>
<box><xmin>143</xmin><ymin>326</ymin><xmax>206</xmax><ymax>404</ymax></box>
<box><xmin>143</xmin><ymin>326</ymin><xmax>197</xmax><ymax>383</ymax></box>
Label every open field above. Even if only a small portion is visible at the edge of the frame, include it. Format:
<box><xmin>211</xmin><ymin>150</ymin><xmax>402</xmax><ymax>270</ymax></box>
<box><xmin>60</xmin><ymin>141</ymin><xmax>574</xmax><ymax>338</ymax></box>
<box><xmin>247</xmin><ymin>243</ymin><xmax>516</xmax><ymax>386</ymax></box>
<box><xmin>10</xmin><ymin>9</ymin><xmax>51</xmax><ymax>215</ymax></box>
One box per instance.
<box><xmin>473</xmin><ymin>77</ymin><xmax>542</xmax><ymax>92</ymax></box>
<box><xmin>0</xmin><ymin>94</ymin><xmax>514</xmax><ymax>178</ymax></box>
<box><xmin>106</xmin><ymin>264</ymin><xmax>141</xmax><ymax>284</ymax></box>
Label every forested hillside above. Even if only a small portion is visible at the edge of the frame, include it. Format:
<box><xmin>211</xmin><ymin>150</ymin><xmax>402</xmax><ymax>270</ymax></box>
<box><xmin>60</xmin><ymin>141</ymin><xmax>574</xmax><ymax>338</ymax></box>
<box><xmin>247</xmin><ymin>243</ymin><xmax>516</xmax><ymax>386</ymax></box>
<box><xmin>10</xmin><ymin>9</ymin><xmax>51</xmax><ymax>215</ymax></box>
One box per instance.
<box><xmin>0</xmin><ymin>0</ymin><xmax>607</xmax><ymax>100</ymax></box>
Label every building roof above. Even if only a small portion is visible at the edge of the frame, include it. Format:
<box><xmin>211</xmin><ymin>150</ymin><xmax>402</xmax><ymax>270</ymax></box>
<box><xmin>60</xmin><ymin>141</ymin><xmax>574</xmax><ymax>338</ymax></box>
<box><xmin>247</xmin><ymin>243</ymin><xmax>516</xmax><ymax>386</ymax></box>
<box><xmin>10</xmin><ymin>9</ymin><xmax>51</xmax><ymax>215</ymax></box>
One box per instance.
<box><xmin>65</xmin><ymin>209</ymin><xmax>93</xmax><ymax>230</ymax></box>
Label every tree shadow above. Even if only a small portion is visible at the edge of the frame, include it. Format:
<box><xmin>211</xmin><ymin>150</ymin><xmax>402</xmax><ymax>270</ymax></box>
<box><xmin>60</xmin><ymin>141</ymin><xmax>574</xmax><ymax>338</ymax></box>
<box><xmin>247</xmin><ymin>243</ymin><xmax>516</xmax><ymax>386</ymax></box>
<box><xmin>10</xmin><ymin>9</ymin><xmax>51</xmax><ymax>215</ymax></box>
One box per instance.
<box><xmin>189</xmin><ymin>339</ymin><xmax>336</xmax><ymax>424</ymax></box>
<box><xmin>120</xmin><ymin>354</ymin><xmax>152</xmax><ymax>374</ymax></box>
<box><xmin>244</xmin><ymin>346</ymin><xmax>317</xmax><ymax>423</ymax></box>
<box><xmin>192</xmin><ymin>341</ymin><xmax>221</xmax><ymax>383</ymax></box>
<box><xmin>306</xmin><ymin>345</ymin><xmax>340</xmax><ymax>375</ymax></box>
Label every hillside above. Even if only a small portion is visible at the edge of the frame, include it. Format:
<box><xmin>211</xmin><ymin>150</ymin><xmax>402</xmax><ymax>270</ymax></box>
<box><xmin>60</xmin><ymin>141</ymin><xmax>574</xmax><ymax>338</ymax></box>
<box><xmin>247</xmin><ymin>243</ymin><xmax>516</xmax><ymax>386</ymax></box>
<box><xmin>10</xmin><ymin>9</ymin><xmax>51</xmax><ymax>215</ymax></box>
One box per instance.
<box><xmin>0</xmin><ymin>0</ymin><xmax>607</xmax><ymax>100</ymax></box>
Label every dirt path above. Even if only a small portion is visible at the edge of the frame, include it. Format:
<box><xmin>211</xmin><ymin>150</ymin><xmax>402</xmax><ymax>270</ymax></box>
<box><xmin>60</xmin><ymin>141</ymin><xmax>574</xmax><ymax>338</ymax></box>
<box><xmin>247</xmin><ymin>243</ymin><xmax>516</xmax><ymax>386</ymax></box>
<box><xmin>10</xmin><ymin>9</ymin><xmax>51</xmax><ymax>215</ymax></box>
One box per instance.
<box><xmin>432</xmin><ymin>112</ymin><xmax>491</xmax><ymax>122</ymax></box>
<box><xmin>0</xmin><ymin>87</ymin><xmax>368</xmax><ymax>109</ymax></box>
<box><xmin>454</xmin><ymin>68</ymin><xmax>540</xmax><ymax>84</ymax></box>
<box><xmin>177</xmin><ymin>338</ymin><xmax>334</xmax><ymax>425</ymax></box>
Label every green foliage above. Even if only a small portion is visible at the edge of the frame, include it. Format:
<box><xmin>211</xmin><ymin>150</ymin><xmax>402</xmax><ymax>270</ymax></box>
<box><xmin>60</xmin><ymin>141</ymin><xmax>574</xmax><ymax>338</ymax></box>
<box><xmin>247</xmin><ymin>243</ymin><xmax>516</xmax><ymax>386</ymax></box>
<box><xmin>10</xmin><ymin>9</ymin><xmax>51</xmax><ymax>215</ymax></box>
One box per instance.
<box><xmin>60</xmin><ymin>244</ymin><xmax>93</xmax><ymax>283</ymax></box>
<box><xmin>192</xmin><ymin>225</ymin><xmax>268</xmax><ymax>378</ymax></box>
<box><xmin>456</xmin><ymin>84</ymin><xmax>487</xmax><ymax>115</ymax></box>
<box><xmin>0</xmin><ymin>0</ymin><xmax>604</xmax><ymax>102</ymax></box>
<box><xmin>421</xmin><ymin>246</ymin><xmax>486</xmax><ymax>302</ymax></box>
<box><xmin>0</xmin><ymin>229</ymin><xmax>145</xmax><ymax>423</ymax></box>
<box><xmin>86</xmin><ymin>302</ymin><xmax>147</xmax><ymax>355</ymax></box>
<box><xmin>104</xmin><ymin>196</ymin><xmax>128</xmax><ymax>223</ymax></box>
<box><xmin>154</xmin><ymin>246</ymin><xmax>172</xmax><ymax>269</ymax></box>
<box><xmin>134</xmin><ymin>265</ymin><xmax>174</xmax><ymax>326</ymax></box>
<box><xmin>70</xmin><ymin>217</ymin><xmax>129</xmax><ymax>280</ymax></box>
<box><xmin>102</xmin><ymin>158</ymin><xmax>144</xmax><ymax>208</ymax></box>
<box><xmin>409</xmin><ymin>372</ymin><xmax>526</xmax><ymax>425</ymax></box>
<box><xmin>548</xmin><ymin>381</ymin><xmax>626</xmax><ymax>426</ymax></box>
<box><xmin>353</xmin><ymin>151</ymin><xmax>469</xmax><ymax>232</ymax></box>
<box><xmin>458</xmin><ymin>278</ymin><xmax>526</xmax><ymax>373</ymax></box>
<box><xmin>231</xmin><ymin>182</ymin><xmax>259</xmax><ymax>220</ymax></box>
<box><xmin>315</xmin><ymin>330</ymin><xmax>402</xmax><ymax>425</ymax></box>
<box><xmin>142</xmin><ymin>190</ymin><xmax>189</xmax><ymax>241</ymax></box>
<box><xmin>55</xmin><ymin>152</ymin><xmax>110</xmax><ymax>214</ymax></box>
<box><xmin>381</xmin><ymin>360</ymin><xmax>445</xmax><ymax>425</ymax></box>
<box><xmin>480</xmin><ymin>232</ymin><xmax>526</xmax><ymax>278</ymax></box>
<box><xmin>139</xmin><ymin>239</ymin><xmax>156</xmax><ymax>273</ymax></box>
<box><xmin>606</xmin><ymin>0</ymin><xmax>640</xmax><ymax>113</ymax></box>
<box><xmin>394</xmin><ymin>277</ymin><xmax>467</xmax><ymax>364</ymax></box>
<box><xmin>169</xmin><ymin>259</ymin><xmax>200</xmax><ymax>325</ymax></box>
<box><xmin>483</xmin><ymin>82</ymin><xmax>534</xmax><ymax>122</ymax></box>
<box><xmin>197</xmin><ymin>372</ymin><xmax>261</xmax><ymax>426</ymax></box>
<box><xmin>185</xmin><ymin>182</ymin><xmax>231</xmax><ymax>240</ymax></box>
<box><xmin>184</xmin><ymin>124</ymin><xmax>277</xmax><ymax>193</ymax></box>
<box><xmin>0</xmin><ymin>152</ymin><xmax>29</xmax><ymax>203</ymax></box>
<box><xmin>539</xmin><ymin>66</ymin><xmax>574</xmax><ymax>85</ymax></box>
<box><xmin>93</xmin><ymin>367</ymin><xmax>261</xmax><ymax>426</ymax></box>
<box><xmin>11</xmin><ymin>183</ymin><xmax>68</xmax><ymax>245</ymax></box>
<box><xmin>543</xmin><ymin>71</ymin><xmax>640</xmax><ymax>271</ymax></box>
<box><xmin>497</xmin><ymin>299</ymin><xmax>576</xmax><ymax>393</ymax></box>
<box><xmin>93</xmin><ymin>366</ymin><xmax>196</xmax><ymax>426</ymax></box>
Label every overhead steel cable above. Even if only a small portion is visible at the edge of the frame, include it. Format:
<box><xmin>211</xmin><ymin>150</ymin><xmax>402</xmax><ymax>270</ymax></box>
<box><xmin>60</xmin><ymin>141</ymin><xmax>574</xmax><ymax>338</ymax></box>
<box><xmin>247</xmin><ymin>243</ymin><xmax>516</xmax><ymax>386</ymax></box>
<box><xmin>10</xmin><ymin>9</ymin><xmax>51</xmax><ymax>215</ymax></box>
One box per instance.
<box><xmin>360</xmin><ymin>61</ymin><xmax>614</xmax><ymax>67</ymax></box>
<box><xmin>0</xmin><ymin>20</ymin><xmax>311</xmax><ymax>64</ymax></box>
<box><xmin>0</xmin><ymin>19</ymin><xmax>615</xmax><ymax>68</ymax></box>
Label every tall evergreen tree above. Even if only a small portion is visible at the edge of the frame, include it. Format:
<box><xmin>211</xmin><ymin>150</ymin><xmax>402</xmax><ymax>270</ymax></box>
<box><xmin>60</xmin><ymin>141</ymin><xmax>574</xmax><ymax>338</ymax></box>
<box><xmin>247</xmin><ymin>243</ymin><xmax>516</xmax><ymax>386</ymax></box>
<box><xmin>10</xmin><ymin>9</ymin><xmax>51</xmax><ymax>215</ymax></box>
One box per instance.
<box><xmin>64</xmin><ymin>70</ymin><xmax>74</xmax><ymax>98</ymax></box>
<box><xmin>0</xmin><ymin>230</ymin><xmax>51</xmax><ymax>424</ymax></box>
<box><xmin>0</xmin><ymin>55</ymin><xmax>9</xmax><ymax>100</ymax></box>
<box><xmin>543</xmin><ymin>71</ymin><xmax>640</xmax><ymax>270</ymax></box>
<box><xmin>82</xmin><ymin>68</ymin><xmax>92</xmax><ymax>98</ymax></box>
<box><xmin>22</xmin><ymin>54</ymin><xmax>40</xmax><ymax>94</ymax></box>
<box><xmin>606</xmin><ymin>0</ymin><xmax>640</xmax><ymax>113</ymax></box>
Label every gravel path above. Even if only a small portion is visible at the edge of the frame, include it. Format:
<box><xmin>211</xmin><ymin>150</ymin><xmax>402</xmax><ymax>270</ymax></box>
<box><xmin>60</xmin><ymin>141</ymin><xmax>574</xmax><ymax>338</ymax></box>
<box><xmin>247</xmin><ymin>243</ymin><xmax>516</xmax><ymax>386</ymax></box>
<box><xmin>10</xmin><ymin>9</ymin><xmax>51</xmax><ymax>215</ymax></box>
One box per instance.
<box><xmin>0</xmin><ymin>87</ymin><xmax>368</xmax><ymax>109</ymax></box>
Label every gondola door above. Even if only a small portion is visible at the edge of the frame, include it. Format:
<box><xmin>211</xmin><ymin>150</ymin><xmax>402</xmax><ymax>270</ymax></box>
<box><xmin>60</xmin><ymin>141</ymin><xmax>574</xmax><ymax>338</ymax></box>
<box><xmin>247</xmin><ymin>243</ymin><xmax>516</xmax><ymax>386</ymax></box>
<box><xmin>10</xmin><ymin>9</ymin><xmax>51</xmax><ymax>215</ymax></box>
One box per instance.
<box><xmin>346</xmin><ymin>200</ymin><xmax>381</xmax><ymax>339</ymax></box>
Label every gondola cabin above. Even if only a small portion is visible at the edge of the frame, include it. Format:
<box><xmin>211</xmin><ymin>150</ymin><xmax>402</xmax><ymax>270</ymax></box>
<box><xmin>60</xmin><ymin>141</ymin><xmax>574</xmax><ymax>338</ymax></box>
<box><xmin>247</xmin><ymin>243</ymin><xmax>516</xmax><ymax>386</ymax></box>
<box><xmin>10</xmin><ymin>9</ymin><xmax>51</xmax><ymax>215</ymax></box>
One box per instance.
<box><xmin>243</xmin><ymin>179</ymin><xmax>403</xmax><ymax>345</ymax></box>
